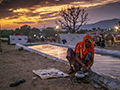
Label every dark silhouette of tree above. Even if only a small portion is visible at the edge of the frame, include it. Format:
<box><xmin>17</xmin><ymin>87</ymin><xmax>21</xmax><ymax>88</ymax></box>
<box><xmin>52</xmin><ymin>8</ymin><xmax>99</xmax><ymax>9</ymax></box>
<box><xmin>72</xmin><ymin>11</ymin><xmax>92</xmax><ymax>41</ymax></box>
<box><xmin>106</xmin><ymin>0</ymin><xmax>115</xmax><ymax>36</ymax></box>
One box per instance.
<box><xmin>76</xmin><ymin>29</ymin><xmax>87</xmax><ymax>34</ymax></box>
<box><xmin>56</xmin><ymin>6</ymin><xmax>89</xmax><ymax>33</ymax></box>
<box><xmin>118</xmin><ymin>21</ymin><xmax>120</xmax><ymax>26</ymax></box>
<box><xmin>15</xmin><ymin>25</ymin><xmax>41</xmax><ymax>37</ymax></box>
<box><xmin>29</xmin><ymin>31</ymin><xmax>34</xmax><ymax>38</ymax></box>
<box><xmin>42</xmin><ymin>27</ymin><xmax>55</xmax><ymax>37</ymax></box>
<box><xmin>1</xmin><ymin>29</ymin><xmax>14</xmax><ymax>38</ymax></box>
<box><xmin>20</xmin><ymin>25</ymin><xmax>31</xmax><ymax>35</ymax></box>
<box><xmin>15</xmin><ymin>28</ymin><xmax>21</xmax><ymax>34</ymax></box>
<box><xmin>31</xmin><ymin>27</ymin><xmax>41</xmax><ymax>36</ymax></box>
<box><xmin>92</xmin><ymin>28</ymin><xmax>96</xmax><ymax>31</ymax></box>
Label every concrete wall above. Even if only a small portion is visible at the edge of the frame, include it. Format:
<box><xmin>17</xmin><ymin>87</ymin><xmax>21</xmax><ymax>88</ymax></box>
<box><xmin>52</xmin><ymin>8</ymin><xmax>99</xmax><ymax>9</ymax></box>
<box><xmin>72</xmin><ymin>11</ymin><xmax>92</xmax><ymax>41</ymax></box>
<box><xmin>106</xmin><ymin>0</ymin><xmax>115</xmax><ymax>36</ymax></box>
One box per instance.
<box><xmin>59</xmin><ymin>34</ymin><xmax>120</xmax><ymax>58</ymax></box>
<box><xmin>59</xmin><ymin>34</ymin><xmax>86</xmax><ymax>46</ymax></box>
<box><xmin>9</xmin><ymin>35</ymin><xmax>28</xmax><ymax>44</ymax></box>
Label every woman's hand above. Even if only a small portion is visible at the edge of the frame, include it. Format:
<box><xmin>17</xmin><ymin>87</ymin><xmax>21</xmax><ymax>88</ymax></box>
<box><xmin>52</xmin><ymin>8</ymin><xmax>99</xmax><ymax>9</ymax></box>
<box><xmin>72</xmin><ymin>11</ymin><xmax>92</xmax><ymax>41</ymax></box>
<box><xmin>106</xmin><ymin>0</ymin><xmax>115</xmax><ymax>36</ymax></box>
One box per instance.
<box><xmin>82</xmin><ymin>64</ymin><xmax>87</xmax><ymax>71</ymax></box>
<box><xmin>82</xmin><ymin>64</ymin><xmax>85</xmax><ymax>67</ymax></box>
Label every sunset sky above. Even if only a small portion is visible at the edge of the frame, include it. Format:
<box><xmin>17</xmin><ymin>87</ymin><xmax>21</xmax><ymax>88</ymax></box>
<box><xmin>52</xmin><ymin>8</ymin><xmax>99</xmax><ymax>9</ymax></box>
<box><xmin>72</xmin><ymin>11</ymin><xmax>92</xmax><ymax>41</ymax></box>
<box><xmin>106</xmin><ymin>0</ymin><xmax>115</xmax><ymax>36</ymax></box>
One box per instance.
<box><xmin>0</xmin><ymin>0</ymin><xmax>120</xmax><ymax>30</ymax></box>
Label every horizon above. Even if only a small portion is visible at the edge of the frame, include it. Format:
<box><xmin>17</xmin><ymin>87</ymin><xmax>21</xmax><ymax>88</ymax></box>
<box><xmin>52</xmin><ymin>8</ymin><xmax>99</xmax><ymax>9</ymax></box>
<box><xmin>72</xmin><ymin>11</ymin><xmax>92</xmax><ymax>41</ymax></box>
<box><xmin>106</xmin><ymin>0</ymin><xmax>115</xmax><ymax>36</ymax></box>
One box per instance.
<box><xmin>1</xmin><ymin>18</ymin><xmax>120</xmax><ymax>30</ymax></box>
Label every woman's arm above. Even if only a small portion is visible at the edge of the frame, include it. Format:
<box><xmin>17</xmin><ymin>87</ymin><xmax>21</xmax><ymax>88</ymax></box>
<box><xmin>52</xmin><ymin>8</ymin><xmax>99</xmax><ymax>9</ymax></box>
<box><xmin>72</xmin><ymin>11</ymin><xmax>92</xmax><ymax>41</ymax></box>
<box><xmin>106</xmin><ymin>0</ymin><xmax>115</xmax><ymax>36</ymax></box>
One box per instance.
<box><xmin>75</xmin><ymin>52</ymin><xmax>86</xmax><ymax>67</ymax></box>
<box><xmin>87</xmin><ymin>57</ymin><xmax>94</xmax><ymax>70</ymax></box>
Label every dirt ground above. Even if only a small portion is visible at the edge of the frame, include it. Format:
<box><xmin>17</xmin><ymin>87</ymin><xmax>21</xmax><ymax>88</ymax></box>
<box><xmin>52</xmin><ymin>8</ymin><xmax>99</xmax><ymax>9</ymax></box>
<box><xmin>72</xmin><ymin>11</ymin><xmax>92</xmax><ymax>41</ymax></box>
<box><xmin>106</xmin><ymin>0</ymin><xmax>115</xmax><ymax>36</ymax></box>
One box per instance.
<box><xmin>0</xmin><ymin>42</ymin><xmax>97</xmax><ymax>90</ymax></box>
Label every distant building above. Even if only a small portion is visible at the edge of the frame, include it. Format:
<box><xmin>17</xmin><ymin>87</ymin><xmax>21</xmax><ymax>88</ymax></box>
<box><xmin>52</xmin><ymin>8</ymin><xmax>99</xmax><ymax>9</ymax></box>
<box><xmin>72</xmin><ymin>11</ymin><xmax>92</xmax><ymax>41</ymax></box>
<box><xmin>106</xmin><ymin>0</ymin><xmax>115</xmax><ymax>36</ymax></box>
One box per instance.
<box><xmin>9</xmin><ymin>35</ymin><xmax>28</xmax><ymax>44</ymax></box>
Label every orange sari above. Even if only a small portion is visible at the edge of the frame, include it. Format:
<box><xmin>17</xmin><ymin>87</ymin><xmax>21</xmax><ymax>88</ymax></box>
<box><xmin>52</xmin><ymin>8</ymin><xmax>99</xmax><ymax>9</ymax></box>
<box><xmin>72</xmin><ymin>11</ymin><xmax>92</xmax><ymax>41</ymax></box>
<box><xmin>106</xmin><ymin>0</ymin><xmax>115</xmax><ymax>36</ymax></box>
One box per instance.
<box><xmin>74</xmin><ymin>34</ymin><xmax>94</xmax><ymax>66</ymax></box>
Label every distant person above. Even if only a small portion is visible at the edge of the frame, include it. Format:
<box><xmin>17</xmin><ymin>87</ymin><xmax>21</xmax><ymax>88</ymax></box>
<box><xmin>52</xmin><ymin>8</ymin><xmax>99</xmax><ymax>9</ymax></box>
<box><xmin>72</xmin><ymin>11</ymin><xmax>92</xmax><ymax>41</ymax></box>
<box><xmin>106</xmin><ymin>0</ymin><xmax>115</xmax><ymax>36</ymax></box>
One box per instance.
<box><xmin>101</xmin><ymin>38</ymin><xmax>105</xmax><ymax>48</ymax></box>
<box><xmin>94</xmin><ymin>38</ymin><xmax>99</xmax><ymax>46</ymax></box>
<box><xmin>99</xmin><ymin>37</ymin><xmax>101</xmax><ymax>46</ymax></box>
<box><xmin>66</xmin><ymin>34</ymin><xmax>94</xmax><ymax>74</ymax></box>
<box><xmin>111</xmin><ymin>37</ymin><xmax>114</xmax><ymax>46</ymax></box>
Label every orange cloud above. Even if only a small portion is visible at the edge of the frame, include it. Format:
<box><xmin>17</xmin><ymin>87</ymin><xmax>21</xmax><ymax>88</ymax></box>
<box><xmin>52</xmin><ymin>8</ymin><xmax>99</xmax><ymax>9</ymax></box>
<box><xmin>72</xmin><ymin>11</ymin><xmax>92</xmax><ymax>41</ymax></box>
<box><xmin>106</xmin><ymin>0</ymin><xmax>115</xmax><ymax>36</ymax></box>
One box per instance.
<box><xmin>0</xmin><ymin>0</ymin><xmax>120</xmax><ymax>29</ymax></box>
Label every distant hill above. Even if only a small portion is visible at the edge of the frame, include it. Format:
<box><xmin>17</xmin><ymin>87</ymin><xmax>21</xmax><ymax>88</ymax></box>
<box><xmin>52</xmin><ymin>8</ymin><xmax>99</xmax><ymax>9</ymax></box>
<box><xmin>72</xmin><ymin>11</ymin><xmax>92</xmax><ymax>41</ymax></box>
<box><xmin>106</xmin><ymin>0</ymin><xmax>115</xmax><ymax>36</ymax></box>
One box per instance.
<box><xmin>80</xmin><ymin>18</ymin><xmax>120</xmax><ymax>30</ymax></box>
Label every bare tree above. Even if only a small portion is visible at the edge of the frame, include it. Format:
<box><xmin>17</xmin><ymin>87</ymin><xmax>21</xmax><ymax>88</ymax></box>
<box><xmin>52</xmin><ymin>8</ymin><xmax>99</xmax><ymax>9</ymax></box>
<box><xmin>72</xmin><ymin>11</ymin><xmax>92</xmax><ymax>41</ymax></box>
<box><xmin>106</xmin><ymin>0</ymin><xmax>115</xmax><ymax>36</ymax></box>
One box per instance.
<box><xmin>56</xmin><ymin>6</ymin><xmax>89</xmax><ymax>33</ymax></box>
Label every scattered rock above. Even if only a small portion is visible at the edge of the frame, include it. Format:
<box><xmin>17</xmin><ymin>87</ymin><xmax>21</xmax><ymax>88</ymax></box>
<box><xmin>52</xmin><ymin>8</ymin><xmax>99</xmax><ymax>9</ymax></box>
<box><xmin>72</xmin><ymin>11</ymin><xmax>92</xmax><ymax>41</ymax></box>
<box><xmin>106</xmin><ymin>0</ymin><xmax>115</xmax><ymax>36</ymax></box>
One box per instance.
<box><xmin>19</xmin><ymin>47</ymin><xmax>23</xmax><ymax>51</ymax></box>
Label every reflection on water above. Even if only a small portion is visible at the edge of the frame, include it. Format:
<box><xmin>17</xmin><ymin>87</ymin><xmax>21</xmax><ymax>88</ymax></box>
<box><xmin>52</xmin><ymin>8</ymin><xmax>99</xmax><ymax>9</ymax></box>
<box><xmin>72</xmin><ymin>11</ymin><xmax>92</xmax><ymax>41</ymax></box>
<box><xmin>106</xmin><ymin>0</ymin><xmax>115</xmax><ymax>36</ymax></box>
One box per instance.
<box><xmin>28</xmin><ymin>44</ymin><xmax>68</xmax><ymax>61</ymax></box>
<box><xmin>28</xmin><ymin>44</ymin><xmax>120</xmax><ymax>80</ymax></box>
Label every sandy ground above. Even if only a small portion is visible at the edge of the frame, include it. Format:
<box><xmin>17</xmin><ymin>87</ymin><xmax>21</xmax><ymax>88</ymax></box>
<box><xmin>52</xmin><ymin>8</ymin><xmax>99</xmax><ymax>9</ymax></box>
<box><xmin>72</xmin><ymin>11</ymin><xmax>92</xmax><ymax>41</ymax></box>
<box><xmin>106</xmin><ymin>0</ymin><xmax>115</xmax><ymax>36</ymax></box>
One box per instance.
<box><xmin>0</xmin><ymin>42</ymin><xmax>96</xmax><ymax>90</ymax></box>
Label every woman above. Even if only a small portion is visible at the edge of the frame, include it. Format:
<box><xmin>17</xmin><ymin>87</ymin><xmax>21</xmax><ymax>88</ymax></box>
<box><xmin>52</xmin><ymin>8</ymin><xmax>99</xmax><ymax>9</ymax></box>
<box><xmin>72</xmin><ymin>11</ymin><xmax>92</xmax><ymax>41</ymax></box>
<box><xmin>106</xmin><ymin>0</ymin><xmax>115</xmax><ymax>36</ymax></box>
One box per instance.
<box><xmin>66</xmin><ymin>34</ymin><xmax>94</xmax><ymax>74</ymax></box>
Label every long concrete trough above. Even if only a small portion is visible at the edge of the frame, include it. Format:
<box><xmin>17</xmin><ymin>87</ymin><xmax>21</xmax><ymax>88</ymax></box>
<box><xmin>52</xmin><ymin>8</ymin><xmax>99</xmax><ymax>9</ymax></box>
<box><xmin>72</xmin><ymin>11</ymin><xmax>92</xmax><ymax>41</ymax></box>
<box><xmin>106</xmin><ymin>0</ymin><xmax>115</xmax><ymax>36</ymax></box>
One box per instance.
<box><xmin>15</xmin><ymin>43</ymin><xmax>120</xmax><ymax>90</ymax></box>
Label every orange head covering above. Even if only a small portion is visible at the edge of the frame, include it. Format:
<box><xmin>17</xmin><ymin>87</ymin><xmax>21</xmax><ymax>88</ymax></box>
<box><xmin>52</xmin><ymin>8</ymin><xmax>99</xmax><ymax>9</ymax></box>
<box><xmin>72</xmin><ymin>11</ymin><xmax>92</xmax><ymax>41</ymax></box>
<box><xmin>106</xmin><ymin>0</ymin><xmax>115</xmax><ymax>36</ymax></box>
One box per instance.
<box><xmin>82</xmin><ymin>34</ymin><xmax>94</xmax><ymax>58</ymax></box>
<box><xmin>82</xmin><ymin>34</ymin><xmax>94</xmax><ymax>51</ymax></box>
<box><xmin>74</xmin><ymin>34</ymin><xmax>94</xmax><ymax>59</ymax></box>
